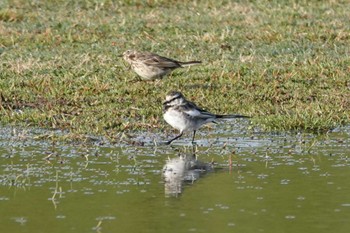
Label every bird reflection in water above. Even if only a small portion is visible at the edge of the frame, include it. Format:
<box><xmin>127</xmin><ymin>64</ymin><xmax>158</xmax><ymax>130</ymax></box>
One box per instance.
<box><xmin>162</xmin><ymin>153</ymin><xmax>213</xmax><ymax>197</ymax></box>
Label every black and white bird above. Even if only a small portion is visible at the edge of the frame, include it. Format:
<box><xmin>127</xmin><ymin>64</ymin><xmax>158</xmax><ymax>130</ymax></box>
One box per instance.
<box><xmin>163</xmin><ymin>91</ymin><xmax>250</xmax><ymax>144</ymax></box>
<box><xmin>122</xmin><ymin>50</ymin><xmax>201</xmax><ymax>80</ymax></box>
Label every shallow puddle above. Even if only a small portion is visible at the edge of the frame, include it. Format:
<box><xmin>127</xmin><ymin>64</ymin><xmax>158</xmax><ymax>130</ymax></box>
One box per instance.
<box><xmin>1</xmin><ymin>124</ymin><xmax>350</xmax><ymax>233</ymax></box>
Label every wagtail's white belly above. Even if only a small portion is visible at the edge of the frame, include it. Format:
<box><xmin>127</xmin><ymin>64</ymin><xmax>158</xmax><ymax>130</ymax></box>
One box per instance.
<box><xmin>163</xmin><ymin>109</ymin><xmax>195</xmax><ymax>132</ymax></box>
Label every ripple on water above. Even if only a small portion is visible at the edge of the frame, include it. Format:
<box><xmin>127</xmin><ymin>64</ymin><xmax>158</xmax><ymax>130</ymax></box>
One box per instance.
<box><xmin>96</xmin><ymin>216</ymin><xmax>117</xmax><ymax>221</ymax></box>
<box><xmin>12</xmin><ymin>217</ymin><xmax>27</xmax><ymax>225</ymax></box>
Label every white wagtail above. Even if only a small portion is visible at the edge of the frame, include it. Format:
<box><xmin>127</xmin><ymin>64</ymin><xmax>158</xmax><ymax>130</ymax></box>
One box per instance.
<box><xmin>121</xmin><ymin>50</ymin><xmax>201</xmax><ymax>80</ymax></box>
<box><xmin>163</xmin><ymin>91</ymin><xmax>250</xmax><ymax>144</ymax></box>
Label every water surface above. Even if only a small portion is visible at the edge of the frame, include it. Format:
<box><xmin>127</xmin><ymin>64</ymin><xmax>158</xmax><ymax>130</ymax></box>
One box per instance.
<box><xmin>1</xmin><ymin>124</ymin><xmax>350</xmax><ymax>233</ymax></box>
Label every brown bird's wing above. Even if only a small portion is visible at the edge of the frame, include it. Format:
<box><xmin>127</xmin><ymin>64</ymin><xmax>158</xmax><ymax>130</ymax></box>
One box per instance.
<box><xmin>141</xmin><ymin>53</ymin><xmax>182</xmax><ymax>69</ymax></box>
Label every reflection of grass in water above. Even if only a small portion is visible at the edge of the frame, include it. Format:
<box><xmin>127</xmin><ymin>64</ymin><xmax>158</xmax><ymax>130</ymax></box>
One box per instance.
<box><xmin>2</xmin><ymin>164</ymin><xmax>31</xmax><ymax>188</ymax></box>
<box><xmin>0</xmin><ymin>1</ymin><xmax>349</xmax><ymax>141</ymax></box>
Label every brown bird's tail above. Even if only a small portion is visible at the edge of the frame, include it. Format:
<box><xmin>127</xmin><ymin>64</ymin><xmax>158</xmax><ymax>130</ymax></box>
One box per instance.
<box><xmin>179</xmin><ymin>61</ymin><xmax>202</xmax><ymax>67</ymax></box>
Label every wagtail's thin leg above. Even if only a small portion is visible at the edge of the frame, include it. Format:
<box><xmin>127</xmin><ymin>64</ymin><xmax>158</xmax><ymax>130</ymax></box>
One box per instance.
<box><xmin>166</xmin><ymin>132</ymin><xmax>183</xmax><ymax>145</ymax></box>
<box><xmin>191</xmin><ymin>130</ymin><xmax>197</xmax><ymax>144</ymax></box>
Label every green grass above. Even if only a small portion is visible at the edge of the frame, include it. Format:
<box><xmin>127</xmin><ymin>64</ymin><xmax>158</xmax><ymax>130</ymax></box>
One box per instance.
<box><xmin>0</xmin><ymin>0</ymin><xmax>349</xmax><ymax>141</ymax></box>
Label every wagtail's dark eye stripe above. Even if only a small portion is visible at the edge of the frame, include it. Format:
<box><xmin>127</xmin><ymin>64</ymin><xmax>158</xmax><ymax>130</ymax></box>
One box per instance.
<box><xmin>163</xmin><ymin>94</ymin><xmax>181</xmax><ymax>105</ymax></box>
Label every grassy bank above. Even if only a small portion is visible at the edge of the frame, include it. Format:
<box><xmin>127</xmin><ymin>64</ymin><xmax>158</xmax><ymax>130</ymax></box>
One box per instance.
<box><xmin>1</xmin><ymin>0</ymin><xmax>349</xmax><ymax>141</ymax></box>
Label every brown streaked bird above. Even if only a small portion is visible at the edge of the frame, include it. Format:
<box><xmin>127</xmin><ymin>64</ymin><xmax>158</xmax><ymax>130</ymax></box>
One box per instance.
<box><xmin>162</xmin><ymin>91</ymin><xmax>250</xmax><ymax>145</ymax></box>
<box><xmin>121</xmin><ymin>50</ymin><xmax>201</xmax><ymax>80</ymax></box>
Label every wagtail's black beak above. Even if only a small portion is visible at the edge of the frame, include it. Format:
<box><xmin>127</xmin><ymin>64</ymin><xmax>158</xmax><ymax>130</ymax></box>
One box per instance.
<box><xmin>117</xmin><ymin>54</ymin><xmax>123</xmax><ymax>57</ymax></box>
